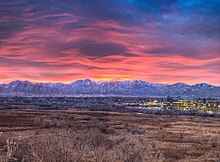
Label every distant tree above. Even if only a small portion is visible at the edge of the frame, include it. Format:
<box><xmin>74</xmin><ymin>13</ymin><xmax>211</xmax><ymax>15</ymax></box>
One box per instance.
<box><xmin>167</xmin><ymin>96</ymin><xmax>174</xmax><ymax>103</ymax></box>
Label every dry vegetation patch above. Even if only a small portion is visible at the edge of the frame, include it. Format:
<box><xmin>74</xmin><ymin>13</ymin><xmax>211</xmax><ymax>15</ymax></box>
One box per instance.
<box><xmin>0</xmin><ymin>109</ymin><xmax>220</xmax><ymax>162</ymax></box>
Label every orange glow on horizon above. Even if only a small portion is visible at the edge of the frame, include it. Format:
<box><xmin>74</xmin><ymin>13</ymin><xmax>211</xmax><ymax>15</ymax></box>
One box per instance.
<box><xmin>0</xmin><ymin>2</ymin><xmax>219</xmax><ymax>86</ymax></box>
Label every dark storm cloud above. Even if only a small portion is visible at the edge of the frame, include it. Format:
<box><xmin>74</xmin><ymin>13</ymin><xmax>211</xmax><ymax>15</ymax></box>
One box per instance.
<box><xmin>76</xmin><ymin>41</ymin><xmax>129</xmax><ymax>58</ymax></box>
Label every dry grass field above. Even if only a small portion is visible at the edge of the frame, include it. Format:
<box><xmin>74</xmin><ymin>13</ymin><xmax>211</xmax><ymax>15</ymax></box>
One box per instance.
<box><xmin>0</xmin><ymin>109</ymin><xmax>220</xmax><ymax>162</ymax></box>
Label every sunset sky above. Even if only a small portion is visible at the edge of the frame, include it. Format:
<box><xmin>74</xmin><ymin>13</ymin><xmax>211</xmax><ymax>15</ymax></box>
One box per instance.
<box><xmin>0</xmin><ymin>0</ymin><xmax>219</xmax><ymax>85</ymax></box>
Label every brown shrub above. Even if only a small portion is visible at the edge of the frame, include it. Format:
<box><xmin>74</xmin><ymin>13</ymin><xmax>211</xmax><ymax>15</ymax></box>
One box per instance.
<box><xmin>0</xmin><ymin>127</ymin><xmax>165</xmax><ymax>162</ymax></box>
<box><xmin>209</xmin><ymin>134</ymin><xmax>220</xmax><ymax>148</ymax></box>
<box><xmin>114</xmin><ymin>135</ymin><xmax>165</xmax><ymax>162</ymax></box>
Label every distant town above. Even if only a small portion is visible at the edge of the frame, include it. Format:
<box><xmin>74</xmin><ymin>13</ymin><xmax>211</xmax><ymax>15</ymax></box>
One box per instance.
<box><xmin>0</xmin><ymin>96</ymin><xmax>219</xmax><ymax>116</ymax></box>
<box><xmin>123</xmin><ymin>97</ymin><xmax>220</xmax><ymax>114</ymax></box>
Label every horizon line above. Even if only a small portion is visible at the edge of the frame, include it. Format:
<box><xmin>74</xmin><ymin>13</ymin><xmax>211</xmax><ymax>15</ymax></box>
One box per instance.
<box><xmin>1</xmin><ymin>78</ymin><xmax>219</xmax><ymax>87</ymax></box>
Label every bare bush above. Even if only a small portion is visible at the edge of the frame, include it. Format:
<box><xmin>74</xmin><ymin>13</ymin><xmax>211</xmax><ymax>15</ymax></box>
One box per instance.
<box><xmin>40</xmin><ymin>119</ymin><xmax>58</xmax><ymax>128</ymax></box>
<box><xmin>15</xmin><ymin>130</ymin><xmax>76</xmax><ymax>162</ymax></box>
<box><xmin>209</xmin><ymin>134</ymin><xmax>220</xmax><ymax>148</ymax></box>
<box><xmin>127</xmin><ymin>127</ymin><xmax>145</xmax><ymax>135</ymax></box>
<box><xmin>114</xmin><ymin>135</ymin><xmax>165</xmax><ymax>162</ymax></box>
<box><xmin>0</xmin><ymin>127</ymin><xmax>165</xmax><ymax>162</ymax></box>
<box><xmin>0</xmin><ymin>137</ymin><xmax>21</xmax><ymax>162</ymax></box>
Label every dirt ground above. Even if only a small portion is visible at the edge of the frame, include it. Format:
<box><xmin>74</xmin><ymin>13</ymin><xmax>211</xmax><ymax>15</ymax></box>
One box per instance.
<box><xmin>0</xmin><ymin>109</ymin><xmax>220</xmax><ymax>162</ymax></box>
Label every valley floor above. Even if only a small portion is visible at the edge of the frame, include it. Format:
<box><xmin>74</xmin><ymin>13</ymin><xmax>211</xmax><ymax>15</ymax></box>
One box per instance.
<box><xmin>0</xmin><ymin>109</ymin><xmax>220</xmax><ymax>162</ymax></box>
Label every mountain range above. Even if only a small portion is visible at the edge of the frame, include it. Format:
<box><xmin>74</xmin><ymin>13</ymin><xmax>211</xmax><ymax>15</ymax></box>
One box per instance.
<box><xmin>0</xmin><ymin>79</ymin><xmax>219</xmax><ymax>98</ymax></box>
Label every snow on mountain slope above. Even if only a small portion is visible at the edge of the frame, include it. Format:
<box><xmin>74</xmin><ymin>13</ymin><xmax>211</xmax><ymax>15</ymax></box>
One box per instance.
<box><xmin>0</xmin><ymin>79</ymin><xmax>219</xmax><ymax>98</ymax></box>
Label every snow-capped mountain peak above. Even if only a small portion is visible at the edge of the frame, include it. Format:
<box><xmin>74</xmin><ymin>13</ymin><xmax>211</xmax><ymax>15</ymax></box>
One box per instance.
<box><xmin>0</xmin><ymin>80</ymin><xmax>219</xmax><ymax>98</ymax></box>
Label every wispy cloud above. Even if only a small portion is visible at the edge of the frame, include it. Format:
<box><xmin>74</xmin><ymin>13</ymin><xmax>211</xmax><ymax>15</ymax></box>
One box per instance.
<box><xmin>0</xmin><ymin>0</ymin><xmax>219</xmax><ymax>85</ymax></box>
